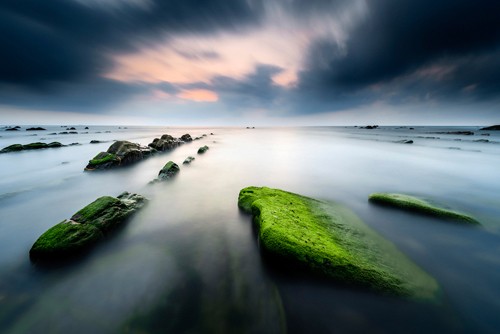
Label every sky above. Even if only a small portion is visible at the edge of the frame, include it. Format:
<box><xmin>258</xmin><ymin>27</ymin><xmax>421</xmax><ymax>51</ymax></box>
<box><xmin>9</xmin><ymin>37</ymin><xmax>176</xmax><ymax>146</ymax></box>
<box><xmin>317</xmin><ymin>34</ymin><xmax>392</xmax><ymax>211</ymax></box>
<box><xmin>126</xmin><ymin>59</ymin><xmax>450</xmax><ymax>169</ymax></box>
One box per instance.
<box><xmin>1</xmin><ymin>0</ymin><xmax>499</xmax><ymax>126</ymax></box>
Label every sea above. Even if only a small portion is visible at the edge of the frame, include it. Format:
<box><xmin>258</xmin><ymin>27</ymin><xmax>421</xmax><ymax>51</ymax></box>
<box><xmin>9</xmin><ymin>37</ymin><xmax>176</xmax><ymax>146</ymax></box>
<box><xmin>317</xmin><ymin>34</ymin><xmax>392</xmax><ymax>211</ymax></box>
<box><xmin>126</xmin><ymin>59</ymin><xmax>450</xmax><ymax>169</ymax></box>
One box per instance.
<box><xmin>0</xmin><ymin>125</ymin><xmax>499</xmax><ymax>333</ymax></box>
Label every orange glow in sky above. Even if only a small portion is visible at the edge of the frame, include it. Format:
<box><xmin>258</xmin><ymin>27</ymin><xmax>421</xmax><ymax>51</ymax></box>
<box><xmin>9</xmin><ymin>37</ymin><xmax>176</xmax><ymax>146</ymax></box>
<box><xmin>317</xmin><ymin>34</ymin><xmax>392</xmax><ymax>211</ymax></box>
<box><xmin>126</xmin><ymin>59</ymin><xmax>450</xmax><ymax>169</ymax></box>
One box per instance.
<box><xmin>177</xmin><ymin>89</ymin><xmax>218</xmax><ymax>102</ymax></box>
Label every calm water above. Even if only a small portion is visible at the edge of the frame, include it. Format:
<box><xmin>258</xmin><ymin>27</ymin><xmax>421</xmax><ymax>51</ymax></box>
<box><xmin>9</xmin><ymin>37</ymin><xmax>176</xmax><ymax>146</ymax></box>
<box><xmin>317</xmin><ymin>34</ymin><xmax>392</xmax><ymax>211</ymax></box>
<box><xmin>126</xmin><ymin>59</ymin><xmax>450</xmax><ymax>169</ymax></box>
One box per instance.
<box><xmin>0</xmin><ymin>125</ymin><xmax>499</xmax><ymax>333</ymax></box>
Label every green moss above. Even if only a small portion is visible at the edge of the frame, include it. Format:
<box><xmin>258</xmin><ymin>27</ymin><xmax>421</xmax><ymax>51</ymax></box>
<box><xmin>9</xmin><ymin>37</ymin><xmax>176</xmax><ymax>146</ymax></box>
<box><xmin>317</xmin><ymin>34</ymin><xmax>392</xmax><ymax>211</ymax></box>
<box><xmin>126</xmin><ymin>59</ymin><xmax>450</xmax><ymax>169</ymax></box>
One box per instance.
<box><xmin>0</xmin><ymin>144</ymin><xmax>24</xmax><ymax>153</ymax></box>
<box><xmin>158</xmin><ymin>161</ymin><xmax>180</xmax><ymax>180</ymax></box>
<box><xmin>183</xmin><ymin>156</ymin><xmax>195</xmax><ymax>164</ymax></box>
<box><xmin>197</xmin><ymin>145</ymin><xmax>209</xmax><ymax>154</ymax></box>
<box><xmin>238</xmin><ymin>186</ymin><xmax>440</xmax><ymax>300</ymax></box>
<box><xmin>30</xmin><ymin>193</ymin><xmax>147</xmax><ymax>261</ymax></box>
<box><xmin>88</xmin><ymin>152</ymin><xmax>117</xmax><ymax>166</ymax></box>
<box><xmin>29</xmin><ymin>221</ymin><xmax>104</xmax><ymax>259</ymax></box>
<box><xmin>22</xmin><ymin>142</ymin><xmax>48</xmax><ymax>150</ymax></box>
<box><xmin>71</xmin><ymin>196</ymin><xmax>133</xmax><ymax>232</ymax></box>
<box><xmin>369</xmin><ymin>193</ymin><xmax>480</xmax><ymax>225</ymax></box>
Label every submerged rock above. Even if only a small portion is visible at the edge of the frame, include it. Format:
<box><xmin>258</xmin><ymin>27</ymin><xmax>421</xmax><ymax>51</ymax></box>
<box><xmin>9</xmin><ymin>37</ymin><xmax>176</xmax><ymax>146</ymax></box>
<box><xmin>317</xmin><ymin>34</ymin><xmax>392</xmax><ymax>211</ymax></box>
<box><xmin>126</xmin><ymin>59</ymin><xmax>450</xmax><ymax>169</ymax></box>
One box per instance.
<box><xmin>361</xmin><ymin>125</ymin><xmax>379</xmax><ymax>129</ymax></box>
<box><xmin>90</xmin><ymin>140</ymin><xmax>101</xmax><ymax>144</ymax></box>
<box><xmin>85</xmin><ymin>140</ymin><xmax>155</xmax><ymax>170</ymax></box>
<box><xmin>0</xmin><ymin>142</ymin><xmax>63</xmax><ymax>153</ymax></box>
<box><xmin>369</xmin><ymin>193</ymin><xmax>480</xmax><ymax>225</ymax></box>
<box><xmin>238</xmin><ymin>187</ymin><xmax>440</xmax><ymax>300</ymax></box>
<box><xmin>432</xmin><ymin>131</ymin><xmax>474</xmax><ymax>135</ymax></box>
<box><xmin>30</xmin><ymin>192</ymin><xmax>147</xmax><ymax>261</ymax></box>
<box><xmin>480</xmin><ymin>125</ymin><xmax>500</xmax><ymax>131</ymax></box>
<box><xmin>197</xmin><ymin>145</ymin><xmax>209</xmax><ymax>154</ymax></box>
<box><xmin>158</xmin><ymin>161</ymin><xmax>180</xmax><ymax>180</ymax></box>
<box><xmin>183</xmin><ymin>156</ymin><xmax>195</xmax><ymax>164</ymax></box>
<box><xmin>5</xmin><ymin>127</ymin><xmax>19</xmax><ymax>131</ymax></box>
<box><xmin>26</xmin><ymin>127</ymin><xmax>46</xmax><ymax>131</ymax></box>
<box><xmin>396</xmin><ymin>140</ymin><xmax>414</xmax><ymax>144</ymax></box>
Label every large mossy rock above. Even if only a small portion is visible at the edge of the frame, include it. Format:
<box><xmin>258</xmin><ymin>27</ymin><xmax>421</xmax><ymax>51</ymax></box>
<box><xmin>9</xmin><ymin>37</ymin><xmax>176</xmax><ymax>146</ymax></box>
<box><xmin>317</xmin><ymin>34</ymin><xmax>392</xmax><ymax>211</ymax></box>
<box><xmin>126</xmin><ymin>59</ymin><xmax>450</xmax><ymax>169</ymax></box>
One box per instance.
<box><xmin>85</xmin><ymin>140</ymin><xmax>155</xmax><ymax>170</ymax></box>
<box><xmin>369</xmin><ymin>193</ymin><xmax>480</xmax><ymax>225</ymax></box>
<box><xmin>238</xmin><ymin>186</ymin><xmax>440</xmax><ymax>300</ymax></box>
<box><xmin>30</xmin><ymin>192</ymin><xmax>147</xmax><ymax>261</ymax></box>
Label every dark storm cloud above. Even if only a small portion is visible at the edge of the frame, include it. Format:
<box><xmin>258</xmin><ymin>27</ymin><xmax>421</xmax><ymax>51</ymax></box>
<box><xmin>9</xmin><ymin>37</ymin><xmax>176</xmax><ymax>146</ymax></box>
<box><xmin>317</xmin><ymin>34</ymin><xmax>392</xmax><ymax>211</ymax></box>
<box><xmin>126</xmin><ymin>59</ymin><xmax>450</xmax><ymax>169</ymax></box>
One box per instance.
<box><xmin>298</xmin><ymin>0</ymin><xmax>500</xmax><ymax>110</ymax></box>
<box><xmin>0</xmin><ymin>0</ymin><xmax>262</xmax><ymax>87</ymax></box>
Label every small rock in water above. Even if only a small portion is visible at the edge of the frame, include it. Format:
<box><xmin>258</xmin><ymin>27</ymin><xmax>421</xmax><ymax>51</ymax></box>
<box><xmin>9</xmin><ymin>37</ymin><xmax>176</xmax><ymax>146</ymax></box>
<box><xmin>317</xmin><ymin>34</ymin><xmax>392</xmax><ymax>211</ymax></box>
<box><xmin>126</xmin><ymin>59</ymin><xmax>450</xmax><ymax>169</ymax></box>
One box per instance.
<box><xmin>26</xmin><ymin>127</ymin><xmax>46</xmax><ymax>131</ymax></box>
<box><xmin>197</xmin><ymin>145</ymin><xmax>209</xmax><ymax>154</ymax></box>
<box><xmin>183</xmin><ymin>156</ymin><xmax>195</xmax><ymax>165</ymax></box>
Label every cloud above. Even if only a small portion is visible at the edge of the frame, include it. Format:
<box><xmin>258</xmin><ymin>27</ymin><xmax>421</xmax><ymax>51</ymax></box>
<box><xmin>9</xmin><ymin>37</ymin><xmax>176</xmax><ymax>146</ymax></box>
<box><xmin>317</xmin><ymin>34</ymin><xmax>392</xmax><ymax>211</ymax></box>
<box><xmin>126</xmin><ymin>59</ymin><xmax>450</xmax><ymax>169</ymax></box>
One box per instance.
<box><xmin>297</xmin><ymin>0</ymin><xmax>500</xmax><ymax>111</ymax></box>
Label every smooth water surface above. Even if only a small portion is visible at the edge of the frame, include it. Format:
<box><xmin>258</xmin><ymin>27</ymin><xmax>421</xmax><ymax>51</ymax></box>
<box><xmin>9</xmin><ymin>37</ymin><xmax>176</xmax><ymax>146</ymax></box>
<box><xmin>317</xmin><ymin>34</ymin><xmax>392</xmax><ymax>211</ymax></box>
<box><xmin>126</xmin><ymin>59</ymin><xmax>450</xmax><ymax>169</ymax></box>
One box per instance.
<box><xmin>0</xmin><ymin>125</ymin><xmax>499</xmax><ymax>333</ymax></box>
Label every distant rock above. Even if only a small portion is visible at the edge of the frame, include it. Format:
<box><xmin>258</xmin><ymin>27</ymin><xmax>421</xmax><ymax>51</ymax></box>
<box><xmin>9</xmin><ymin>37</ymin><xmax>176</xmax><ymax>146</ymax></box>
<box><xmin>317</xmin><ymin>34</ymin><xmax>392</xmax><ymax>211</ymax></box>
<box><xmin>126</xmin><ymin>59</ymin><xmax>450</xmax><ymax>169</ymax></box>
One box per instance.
<box><xmin>474</xmin><ymin>139</ymin><xmax>489</xmax><ymax>143</ymax></box>
<box><xmin>395</xmin><ymin>140</ymin><xmax>414</xmax><ymax>144</ymax></box>
<box><xmin>480</xmin><ymin>125</ymin><xmax>500</xmax><ymax>131</ymax></box>
<box><xmin>180</xmin><ymin>134</ymin><xmax>193</xmax><ymax>142</ymax></box>
<box><xmin>148</xmin><ymin>134</ymin><xmax>183</xmax><ymax>151</ymax></box>
<box><xmin>69</xmin><ymin>143</ymin><xmax>80</xmax><ymax>146</ymax></box>
<box><xmin>68</xmin><ymin>131</ymin><xmax>78</xmax><ymax>134</ymax></box>
<box><xmin>360</xmin><ymin>125</ymin><xmax>379</xmax><ymax>129</ymax></box>
<box><xmin>481</xmin><ymin>133</ymin><xmax>490</xmax><ymax>136</ymax></box>
<box><xmin>5</xmin><ymin>127</ymin><xmax>19</xmax><ymax>131</ymax></box>
<box><xmin>197</xmin><ymin>145</ymin><xmax>209</xmax><ymax>154</ymax></box>
<box><xmin>85</xmin><ymin>140</ymin><xmax>156</xmax><ymax>170</ymax></box>
<box><xmin>85</xmin><ymin>127</ymin><xmax>89</xmax><ymax>129</ymax></box>
<box><xmin>26</xmin><ymin>127</ymin><xmax>46</xmax><ymax>131</ymax></box>
<box><xmin>0</xmin><ymin>142</ymin><xmax>64</xmax><ymax>153</ymax></box>
<box><xmin>158</xmin><ymin>161</ymin><xmax>180</xmax><ymax>180</ymax></box>
<box><xmin>432</xmin><ymin>131</ymin><xmax>474</xmax><ymax>135</ymax></box>
<box><xmin>67</xmin><ymin>127</ymin><xmax>76</xmax><ymax>130</ymax></box>
<box><xmin>210</xmin><ymin>133</ymin><xmax>214</xmax><ymax>135</ymax></box>
<box><xmin>59</xmin><ymin>132</ymin><xmax>69</xmax><ymax>135</ymax></box>
<box><xmin>183</xmin><ymin>156</ymin><xmax>195</xmax><ymax>165</ymax></box>
<box><xmin>90</xmin><ymin>140</ymin><xmax>101</xmax><ymax>144</ymax></box>
<box><xmin>29</xmin><ymin>192</ymin><xmax>147</xmax><ymax>261</ymax></box>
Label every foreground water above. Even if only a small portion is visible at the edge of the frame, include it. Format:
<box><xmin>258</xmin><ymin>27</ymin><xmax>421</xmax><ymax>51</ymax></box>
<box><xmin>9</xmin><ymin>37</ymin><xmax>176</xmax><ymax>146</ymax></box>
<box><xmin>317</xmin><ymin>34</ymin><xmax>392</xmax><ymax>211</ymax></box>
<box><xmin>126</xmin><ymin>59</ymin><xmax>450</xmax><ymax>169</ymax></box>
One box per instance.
<box><xmin>0</xmin><ymin>125</ymin><xmax>499</xmax><ymax>333</ymax></box>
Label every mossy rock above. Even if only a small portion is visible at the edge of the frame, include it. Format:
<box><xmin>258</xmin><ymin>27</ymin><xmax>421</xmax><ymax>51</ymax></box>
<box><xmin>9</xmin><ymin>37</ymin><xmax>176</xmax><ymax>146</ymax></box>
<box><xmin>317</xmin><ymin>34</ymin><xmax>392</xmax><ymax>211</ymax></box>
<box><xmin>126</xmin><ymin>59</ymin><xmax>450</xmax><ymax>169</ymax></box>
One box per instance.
<box><xmin>22</xmin><ymin>142</ymin><xmax>48</xmax><ymax>150</ymax></box>
<box><xmin>30</xmin><ymin>192</ymin><xmax>147</xmax><ymax>261</ymax></box>
<box><xmin>158</xmin><ymin>161</ymin><xmax>180</xmax><ymax>180</ymax></box>
<box><xmin>0</xmin><ymin>144</ymin><xmax>24</xmax><ymax>153</ymax></box>
<box><xmin>86</xmin><ymin>152</ymin><xmax>118</xmax><ymax>169</ymax></box>
<box><xmin>238</xmin><ymin>186</ymin><xmax>440</xmax><ymax>300</ymax></box>
<box><xmin>197</xmin><ymin>145</ymin><xmax>209</xmax><ymax>154</ymax></box>
<box><xmin>29</xmin><ymin>221</ymin><xmax>104</xmax><ymax>260</ymax></box>
<box><xmin>368</xmin><ymin>193</ymin><xmax>480</xmax><ymax>225</ymax></box>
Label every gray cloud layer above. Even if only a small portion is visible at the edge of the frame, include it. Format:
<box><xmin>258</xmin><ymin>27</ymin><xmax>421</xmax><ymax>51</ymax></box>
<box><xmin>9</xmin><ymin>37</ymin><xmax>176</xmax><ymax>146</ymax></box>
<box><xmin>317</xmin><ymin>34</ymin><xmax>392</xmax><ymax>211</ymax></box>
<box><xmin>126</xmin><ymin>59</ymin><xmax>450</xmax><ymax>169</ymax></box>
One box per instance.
<box><xmin>1</xmin><ymin>0</ymin><xmax>499</xmax><ymax>119</ymax></box>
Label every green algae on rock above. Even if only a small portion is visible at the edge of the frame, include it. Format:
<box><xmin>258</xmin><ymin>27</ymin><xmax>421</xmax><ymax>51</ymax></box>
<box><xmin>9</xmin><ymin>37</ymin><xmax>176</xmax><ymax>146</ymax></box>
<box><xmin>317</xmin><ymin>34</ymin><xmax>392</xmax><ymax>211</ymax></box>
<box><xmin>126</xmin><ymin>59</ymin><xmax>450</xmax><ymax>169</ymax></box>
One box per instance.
<box><xmin>30</xmin><ymin>192</ymin><xmax>147</xmax><ymax>261</ymax></box>
<box><xmin>85</xmin><ymin>140</ymin><xmax>156</xmax><ymax>170</ymax></box>
<box><xmin>197</xmin><ymin>145</ymin><xmax>209</xmax><ymax>154</ymax></box>
<box><xmin>158</xmin><ymin>161</ymin><xmax>180</xmax><ymax>180</ymax></box>
<box><xmin>368</xmin><ymin>193</ymin><xmax>480</xmax><ymax>225</ymax></box>
<box><xmin>238</xmin><ymin>186</ymin><xmax>440</xmax><ymax>300</ymax></box>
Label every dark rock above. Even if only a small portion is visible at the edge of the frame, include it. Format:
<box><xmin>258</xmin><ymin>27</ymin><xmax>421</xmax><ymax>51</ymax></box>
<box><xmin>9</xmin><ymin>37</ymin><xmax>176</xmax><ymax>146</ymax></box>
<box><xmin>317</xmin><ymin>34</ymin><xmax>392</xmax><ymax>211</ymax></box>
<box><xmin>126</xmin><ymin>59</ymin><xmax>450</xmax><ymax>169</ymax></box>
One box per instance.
<box><xmin>85</xmin><ymin>127</ymin><xmax>89</xmax><ymax>130</ymax></box>
<box><xmin>210</xmin><ymin>133</ymin><xmax>214</xmax><ymax>135</ymax></box>
<box><xmin>26</xmin><ymin>127</ymin><xmax>46</xmax><ymax>131</ymax></box>
<box><xmin>409</xmin><ymin>127</ymin><xmax>415</xmax><ymax>130</ymax></box>
<box><xmin>148</xmin><ymin>134</ymin><xmax>183</xmax><ymax>151</ymax></box>
<box><xmin>432</xmin><ymin>131</ymin><xmax>474</xmax><ymax>135</ymax></box>
<box><xmin>480</xmin><ymin>125</ymin><xmax>500</xmax><ymax>131</ymax></box>
<box><xmin>59</xmin><ymin>132</ymin><xmax>69</xmax><ymax>135</ymax></box>
<box><xmin>0</xmin><ymin>144</ymin><xmax>24</xmax><ymax>153</ymax></box>
<box><xmin>197</xmin><ymin>145</ymin><xmax>209</xmax><ymax>154</ymax></box>
<box><xmin>5</xmin><ymin>128</ymin><xmax>19</xmax><ymax>131</ymax></box>
<box><xmin>68</xmin><ymin>131</ymin><xmax>78</xmax><ymax>134</ymax></box>
<box><xmin>69</xmin><ymin>143</ymin><xmax>80</xmax><ymax>146</ymax></box>
<box><xmin>360</xmin><ymin>125</ymin><xmax>379</xmax><ymax>129</ymax></box>
<box><xmin>67</xmin><ymin>127</ymin><xmax>76</xmax><ymax>130</ymax></box>
<box><xmin>29</xmin><ymin>192</ymin><xmax>147</xmax><ymax>261</ymax></box>
<box><xmin>158</xmin><ymin>161</ymin><xmax>180</xmax><ymax>180</ymax></box>
<box><xmin>474</xmin><ymin>139</ymin><xmax>489</xmax><ymax>143</ymax></box>
<box><xmin>183</xmin><ymin>156</ymin><xmax>195</xmax><ymax>165</ymax></box>
<box><xmin>14</xmin><ymin>126</ymin><xmax>20</xmax><ymax>129</ymax></box>
<box><xmin>90</xmin><ymin>140</ymin><xmax>101</xmax><ymax>144</ymax></box>
<box><xmin>49</xmin><ymin>133</ymin><xmax>57</xmax><ymax>135</ymax></box>
<box><xmin>481</xmin><ymin>133</ymin><xmax>490</xmax><ymax>136</ymax></box>
<box><xmin>396</xmin><ymin>140</ymin><xmax>413</xmax><ymax>144</ymax></box>
<box><xmin>1</xmin><ymin>142</ymin><xmax>63</xmax><ymax>153</ymax></box>
<box><xmin>85</xmin><ymin>140</ymin><xmax>155</xmax><ymax>170</ymax></box>
<box><xmin>180</xmin><ymin>134</ymin><xmax>192</xmax><ymax>142</ymax></box>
